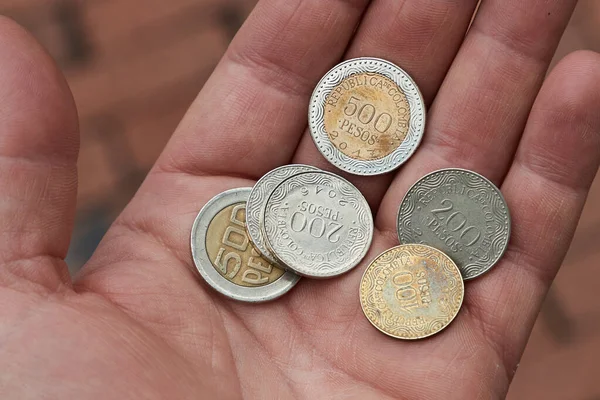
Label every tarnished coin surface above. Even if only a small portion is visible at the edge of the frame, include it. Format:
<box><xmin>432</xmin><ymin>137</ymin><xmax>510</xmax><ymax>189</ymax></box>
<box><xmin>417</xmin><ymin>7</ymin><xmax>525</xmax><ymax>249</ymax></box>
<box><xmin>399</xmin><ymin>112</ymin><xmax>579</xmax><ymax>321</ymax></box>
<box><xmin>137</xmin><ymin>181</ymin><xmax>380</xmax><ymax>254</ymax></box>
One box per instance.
<box><xmin>246</xmin><ymin>164</ymin><xmax>319</xmax><ymax>265</ymax></box>
<box><xmin>397</xmin><ymin>169</ymin><xmax>511</xmax><ymax>280</ymax></box>
<box><xmin>191</xmin><ymin>188</ymin><xmax>300</xmax><ymax>302</ymax></box>
<box><xmin>360</xmin><ymin>244</ymin><xmax>464</xmax><ymax>340</ymax></box>
<box><xmin>309</xmin><ymin>57</ymin><xmax>425</xmax><ymax>176</ymax></box>
<box><xmin>263</xmin><ymin>171</ymin><xmax>373</xmax><ymax>278</ymax></box>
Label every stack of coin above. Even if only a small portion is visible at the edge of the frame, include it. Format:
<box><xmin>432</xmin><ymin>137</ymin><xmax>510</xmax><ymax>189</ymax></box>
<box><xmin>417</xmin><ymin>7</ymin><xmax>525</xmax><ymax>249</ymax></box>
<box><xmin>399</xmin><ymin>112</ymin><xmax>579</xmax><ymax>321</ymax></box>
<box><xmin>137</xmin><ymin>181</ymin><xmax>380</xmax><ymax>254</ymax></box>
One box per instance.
<box><xmin>191</xmin><ymin>165</ymin><xmax>374</xmax><ymax>302</ymax></box>
<box><xmin>190</xmin><ymin>56</ymin><xmax>512</xmax><ymax>341</ymax></box>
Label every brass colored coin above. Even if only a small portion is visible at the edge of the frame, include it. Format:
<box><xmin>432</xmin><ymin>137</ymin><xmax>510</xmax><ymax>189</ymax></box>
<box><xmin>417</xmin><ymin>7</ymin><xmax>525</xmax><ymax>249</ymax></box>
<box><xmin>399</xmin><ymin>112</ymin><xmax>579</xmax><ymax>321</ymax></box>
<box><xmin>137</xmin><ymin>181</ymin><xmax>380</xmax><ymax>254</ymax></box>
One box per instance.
<box><xmin>206</xmin><ymin>202</ymin><xmax>285</xmax><ymax>287</ymax></box>
<box><xmin>360</xmin><ymin>244</ymin><xmax>464</xmax><ymax>340</ymax></box>
<box><xmin>324</xmin><ymin>72</ymin><xmax>410</xmax><ymax>161</ymax></box>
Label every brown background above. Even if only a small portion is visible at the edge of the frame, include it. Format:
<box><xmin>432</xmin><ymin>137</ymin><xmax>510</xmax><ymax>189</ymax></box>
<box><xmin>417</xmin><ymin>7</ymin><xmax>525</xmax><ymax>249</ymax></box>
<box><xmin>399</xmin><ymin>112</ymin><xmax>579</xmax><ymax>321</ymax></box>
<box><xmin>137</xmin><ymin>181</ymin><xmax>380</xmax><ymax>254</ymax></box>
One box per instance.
<box><xmin>0</xmin><ymin>0</ymin><xmax>598</xmax><ymax>398</ymax></box>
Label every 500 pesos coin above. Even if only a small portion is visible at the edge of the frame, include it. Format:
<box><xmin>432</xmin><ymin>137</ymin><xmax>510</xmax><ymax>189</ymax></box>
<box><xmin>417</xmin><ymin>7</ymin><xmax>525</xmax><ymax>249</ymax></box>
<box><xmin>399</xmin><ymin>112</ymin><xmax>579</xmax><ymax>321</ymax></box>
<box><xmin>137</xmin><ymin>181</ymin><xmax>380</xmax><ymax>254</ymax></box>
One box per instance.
<box><xmin>191</xmin><ymin>188</ymin><xmax>300</xmax><ymax>302</ymax></box>
<box><xmin>262</xmin><ymin>171</ymin><xmax>373</xmax><ymax>278</ymax></box>
<box><xmin>309</xmin><ymin>57</ymin><xmax>425</xmax><ymax>176</ymax></box>
<box><xmin>360</xmin><ymin>244</ymin><xmax>464</xmax><ymax>340</ymax></box>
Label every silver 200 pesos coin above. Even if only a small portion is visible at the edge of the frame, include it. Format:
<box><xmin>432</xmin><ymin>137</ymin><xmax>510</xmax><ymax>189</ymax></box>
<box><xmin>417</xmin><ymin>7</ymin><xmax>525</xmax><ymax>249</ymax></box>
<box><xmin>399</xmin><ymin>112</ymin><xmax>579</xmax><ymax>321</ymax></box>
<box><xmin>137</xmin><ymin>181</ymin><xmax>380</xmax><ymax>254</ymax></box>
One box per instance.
<box><xmin>262</xmin><ymin>171</ymin><xmax>374</xmax><ymax>278</ymax></box>
<box><xmin>397</xmin><ymin>168</ymin><xmax>511</xmax><ymax>280</ymax></box>
<box><xmin>246</xmin><ymin>164</ymin><xmax>319</xmax><ymax>265</ymax></box>
<box><xmin>191</xmin><ymin>188</ymin><xmax>300</xmax><ymax>302</ymax></box>
<box><xmin>309</xmin><ymin>57</ymin><xmax>425</xmax><ymax>176</ymax></box>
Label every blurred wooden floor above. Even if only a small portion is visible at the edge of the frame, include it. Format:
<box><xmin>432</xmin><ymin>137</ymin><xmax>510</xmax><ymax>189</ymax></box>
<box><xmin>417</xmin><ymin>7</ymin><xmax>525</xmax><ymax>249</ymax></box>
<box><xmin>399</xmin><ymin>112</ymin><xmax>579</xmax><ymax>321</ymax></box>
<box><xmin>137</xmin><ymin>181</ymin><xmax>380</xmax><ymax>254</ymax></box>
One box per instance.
<box><xmin>1</xmin><ymin>0</ymin><xmax>599</xmax><ymax>398</ymax></box>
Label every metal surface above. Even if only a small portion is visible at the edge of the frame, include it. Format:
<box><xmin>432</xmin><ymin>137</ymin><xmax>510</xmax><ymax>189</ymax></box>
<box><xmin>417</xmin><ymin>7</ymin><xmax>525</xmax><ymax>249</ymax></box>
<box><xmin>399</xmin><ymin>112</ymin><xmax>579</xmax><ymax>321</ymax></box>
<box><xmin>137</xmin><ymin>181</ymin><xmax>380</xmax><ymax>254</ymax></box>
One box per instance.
<box><xmin>246</xmin><ymin>164</ymin><xmax>318</xmax><ymax>265</ymax></box>
<box><xmin>309</xmin><ymin>57</ymin><xmax>425</xmax><ymax>176</ymax></box>
<box><xmin>397</xmin><ymin>168</ymin><xmax>511</xmax><ymax>280</ymax></box>
<box><xmin>191</xmin><ymin>188</ymin><xmax>300</xmax><ymax>302</ymax></box>
<box><xmin>262</xmin><ymin>171</ymin><xmax>373</xmax><ymax>278</ymax></box>
<box><xmin>360</xmin><ymin>244</ymin><xmax>464</xmax><ymax>340</ymax></box>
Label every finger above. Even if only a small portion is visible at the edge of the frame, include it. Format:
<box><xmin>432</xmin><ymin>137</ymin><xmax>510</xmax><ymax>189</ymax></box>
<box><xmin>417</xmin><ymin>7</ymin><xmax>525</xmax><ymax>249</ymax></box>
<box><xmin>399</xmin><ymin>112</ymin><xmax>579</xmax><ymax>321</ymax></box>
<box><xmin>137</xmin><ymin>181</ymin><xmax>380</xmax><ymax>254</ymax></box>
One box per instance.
<box><xmin>292</xmin><ymin>0</ymin><xmax>480</xmax><ymax>205</ymax></box>
<box><xmin>357</xmin><ymin>0</ymin><xmax>483</xmax><ymax>107</ymax></box>
<box><xmin>0</xmin><ymin>18</ymin><xmax>79</xmax><ymax>291</ymax></box>
<box><xmin>80</xmin><ymin>0</ymin><xmax>371</xmax><ymax>282</ymax></box>
<box><xmin>378</xmin><ymin>0</ymin><xmax>577</xmax><ymax>230</ymax></box>
<box><xmin>155</xmin><ymin>0</ymin><xmax>370</xmax><ymax>179</ymax></box>
<box><xmin>466</xmin><ymin>51</ymin><xmax>600</xmax><ymax>379</ymax></box>
<box><xmin>76</xmin><ymin>0</ymin><xmax>371</xmax><ymax>339</ymax></box>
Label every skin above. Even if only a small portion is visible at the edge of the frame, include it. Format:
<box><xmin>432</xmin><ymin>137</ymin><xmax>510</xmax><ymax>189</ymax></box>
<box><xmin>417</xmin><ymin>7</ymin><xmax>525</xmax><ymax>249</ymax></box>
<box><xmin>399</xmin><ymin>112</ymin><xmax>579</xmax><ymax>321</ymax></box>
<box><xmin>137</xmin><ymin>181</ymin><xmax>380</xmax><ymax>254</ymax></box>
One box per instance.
<box><xmin>0</xmin><ymin>0</ymin><xmax>599</xmax><ymax>398</ymax></box>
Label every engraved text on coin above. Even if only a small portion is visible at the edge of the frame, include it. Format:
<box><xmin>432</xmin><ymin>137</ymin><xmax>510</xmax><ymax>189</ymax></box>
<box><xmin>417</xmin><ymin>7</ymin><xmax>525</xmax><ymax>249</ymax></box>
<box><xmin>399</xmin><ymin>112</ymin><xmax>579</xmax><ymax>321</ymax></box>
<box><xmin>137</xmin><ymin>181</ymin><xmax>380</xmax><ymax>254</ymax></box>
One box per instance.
<box><xmin>206</xmin><ymin>203</ymin><xmax>284</xmax><ymax>286</ymax></box>
<box><xmin>324</xmin><ymin>73</ymin><xmax>410</xmax><ymax>161</ymax></box>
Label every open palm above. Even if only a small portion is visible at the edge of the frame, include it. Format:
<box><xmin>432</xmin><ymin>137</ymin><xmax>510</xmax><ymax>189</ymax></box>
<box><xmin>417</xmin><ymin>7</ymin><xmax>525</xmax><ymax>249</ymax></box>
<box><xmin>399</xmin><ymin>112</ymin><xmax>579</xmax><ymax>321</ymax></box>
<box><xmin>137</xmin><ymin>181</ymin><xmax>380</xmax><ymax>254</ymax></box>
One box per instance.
<box><xmin>2</xmin><ymin>0</ymin><xmax>600</xmax><ymax>398</ymax></box>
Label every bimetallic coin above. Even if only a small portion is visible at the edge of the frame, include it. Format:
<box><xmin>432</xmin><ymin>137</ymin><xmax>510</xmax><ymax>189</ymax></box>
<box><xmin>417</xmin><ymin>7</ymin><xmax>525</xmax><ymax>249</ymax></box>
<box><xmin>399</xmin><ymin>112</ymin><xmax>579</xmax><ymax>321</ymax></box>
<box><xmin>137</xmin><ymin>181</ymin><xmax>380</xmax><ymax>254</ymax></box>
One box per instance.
<box><xmin>309</xmin><ymin>57</ymin><xmax>425</xmax><ymax>176</ymax></box>
<box><xmin>246</xmin><ymin>164</ymin><xmax>319</xmax><ymax>265</ymax></box>
<box><xmin>397</xmin><ymin>169</ymin><xmax>511</xmax><ymax>280</ymax></box>
<box><xmin>262</xmin><ymin>171</ymin><xmax>373</xmax><ymax>278</ymax></box>
<box><xmin>191</xmin><ymin>188</ymin><xmax>300</xmax><ymax>302</ymax></box>
<box><xmin>360</xmin><ymin>244</ymin><xmax>464</xmax><ymax>340</ymax></box>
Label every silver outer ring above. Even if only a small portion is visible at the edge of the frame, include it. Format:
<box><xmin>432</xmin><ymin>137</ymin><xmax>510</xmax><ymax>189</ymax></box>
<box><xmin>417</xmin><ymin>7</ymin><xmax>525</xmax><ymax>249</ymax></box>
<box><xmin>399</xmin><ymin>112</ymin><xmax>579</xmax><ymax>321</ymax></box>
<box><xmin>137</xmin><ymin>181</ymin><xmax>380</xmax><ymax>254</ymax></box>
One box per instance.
<box><xmin>262</xmin><ymin>171</ymin><xmax>374</xmax><ymax>278</ymax></box>
<box><xmin>396</xmin><ymin>168</ymin><xmax>512</xmax><ymax>280</ymax></box>
<box><xmin>246</xmin><ymin>164</ymin><xmax>319</xmax><ymax>265</ymax></box>
<box><xmin>308</xmin><ymin>57</ymin><xmax>426</xmax><ymax>176</ymax></box>
<box><xmin>190</xmin><ymin>188</ymin><xmax>300</xmax><ymax>302</ymax></box>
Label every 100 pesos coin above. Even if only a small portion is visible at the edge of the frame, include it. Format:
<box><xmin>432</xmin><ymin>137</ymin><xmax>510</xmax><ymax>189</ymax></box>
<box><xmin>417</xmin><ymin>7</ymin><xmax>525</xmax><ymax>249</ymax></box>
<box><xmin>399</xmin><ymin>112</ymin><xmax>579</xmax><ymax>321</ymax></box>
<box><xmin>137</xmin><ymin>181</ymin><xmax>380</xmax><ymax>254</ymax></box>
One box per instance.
<box><xmin>309</xmin><ymin>57</ymin><xmax>425</xmax><ymax>176</ymax></box>
<box><xmin>191</xmin><ymin>188</ymin><xmax>300</xmax><ymax>302</ymax></box>
<box><xmin>360</xmin><ymin>244</ymin><xmax>464</xmax><ymax>340</ymax></box>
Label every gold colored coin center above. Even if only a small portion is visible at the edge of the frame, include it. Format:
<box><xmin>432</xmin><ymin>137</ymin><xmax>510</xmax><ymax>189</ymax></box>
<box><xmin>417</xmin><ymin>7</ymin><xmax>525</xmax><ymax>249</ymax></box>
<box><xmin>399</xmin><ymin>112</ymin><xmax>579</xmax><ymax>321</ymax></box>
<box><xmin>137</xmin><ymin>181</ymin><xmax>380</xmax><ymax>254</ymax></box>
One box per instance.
<box><xmin>205</xmin><ymin>203</ymin><xmax>285</xmax><ymax>287</ymax></box>
<box><xmin>324</xmin><ymin>72</ymin><xmax>411</xmax><ymax>161</ymax></box>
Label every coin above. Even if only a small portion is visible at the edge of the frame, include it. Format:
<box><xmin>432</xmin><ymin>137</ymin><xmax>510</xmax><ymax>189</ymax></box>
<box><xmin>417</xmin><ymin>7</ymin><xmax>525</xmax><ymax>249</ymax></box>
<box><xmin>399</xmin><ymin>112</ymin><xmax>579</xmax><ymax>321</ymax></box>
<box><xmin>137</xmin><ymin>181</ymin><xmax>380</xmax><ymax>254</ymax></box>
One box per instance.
<box><xmin>246</xmin><ymin>164</ymin><xmax>319</xmax><ymax>265</ymax></box>
<box><xmin>360</xmin><ymin>244</ymin><xmax>464</xmax><ymax>340</ymax></box>
<box><xmin>191</xmin><ymin>188</ymin><xmax>300</xmax><ymax>302</ymax></box>
<box><xmin>309</xmin><ymin>57</ymin><xmax>425</xmax><ymax>176</ymax></box>
<box><xmin>397</xmin><ymin>168</ymin><xmax>511</xmax><ymax>280</ymax></box>
<box><xmin>262</xmin><ymin>171</ymin><xmax>373</xmax><ymax>278</ymax></box>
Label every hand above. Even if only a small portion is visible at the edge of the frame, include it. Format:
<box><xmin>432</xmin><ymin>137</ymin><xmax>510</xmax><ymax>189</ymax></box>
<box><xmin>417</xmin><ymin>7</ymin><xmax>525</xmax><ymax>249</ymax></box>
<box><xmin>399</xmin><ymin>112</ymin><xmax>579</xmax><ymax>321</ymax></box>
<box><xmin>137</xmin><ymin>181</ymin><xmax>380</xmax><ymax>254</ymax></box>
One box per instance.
<box><xmin>1</xmin><ymin>1</ymin><xmax>599</xmax><ymax>398</ymax></box>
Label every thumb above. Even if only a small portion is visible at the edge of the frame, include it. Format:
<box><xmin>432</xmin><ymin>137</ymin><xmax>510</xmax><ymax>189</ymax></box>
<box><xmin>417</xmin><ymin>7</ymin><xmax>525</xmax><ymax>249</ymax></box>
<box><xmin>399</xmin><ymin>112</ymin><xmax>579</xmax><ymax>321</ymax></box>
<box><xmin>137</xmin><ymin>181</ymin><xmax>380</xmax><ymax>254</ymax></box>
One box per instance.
<box><xmin>0</xmin><ymin>17</ymin><xmax>79</xmax><ymax>292</ymax></box>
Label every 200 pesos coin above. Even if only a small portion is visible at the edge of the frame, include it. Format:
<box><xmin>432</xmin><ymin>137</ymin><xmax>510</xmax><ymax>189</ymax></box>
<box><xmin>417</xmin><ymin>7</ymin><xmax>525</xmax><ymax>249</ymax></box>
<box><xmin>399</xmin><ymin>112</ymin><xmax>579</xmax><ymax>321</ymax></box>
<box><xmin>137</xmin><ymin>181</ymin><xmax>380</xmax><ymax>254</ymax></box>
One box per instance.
<box><xmin>397</xmin><ymin>168</ymin><xmax>511</xmax><ymax>280</ymax></box>
<box><xmin>309</xmin><ymin>57</ymin><xmax>425</xmax><ymax>176</ymax></box>
<box><xmin>191</xmin><ymin>188</ymin><xmax>300</xmax><ymax>302</ymax></box>
<box><xmin>262</xmin><ymin>171</ymin><xmax>373</xmax><ymax>278</ymax></box>
<box><xmin>360</xmin><ymin>244</ymin><xmax>464</xmax><ymax>340</ymax></box>
<box><xmin>246</xmin><ymin>164</ymin><xmax>319</xmax><ymax>265</ymax></box>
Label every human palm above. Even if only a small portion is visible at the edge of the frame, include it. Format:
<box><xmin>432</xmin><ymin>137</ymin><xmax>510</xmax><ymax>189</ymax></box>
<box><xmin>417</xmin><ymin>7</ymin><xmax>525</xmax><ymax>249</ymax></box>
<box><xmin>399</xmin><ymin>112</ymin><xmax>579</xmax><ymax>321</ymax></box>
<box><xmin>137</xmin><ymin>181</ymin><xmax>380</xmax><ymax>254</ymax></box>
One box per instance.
<box><xmin>2</xmin><ymin>1</ymin><xmax>600</xmax><ymax>398</ymax></box>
